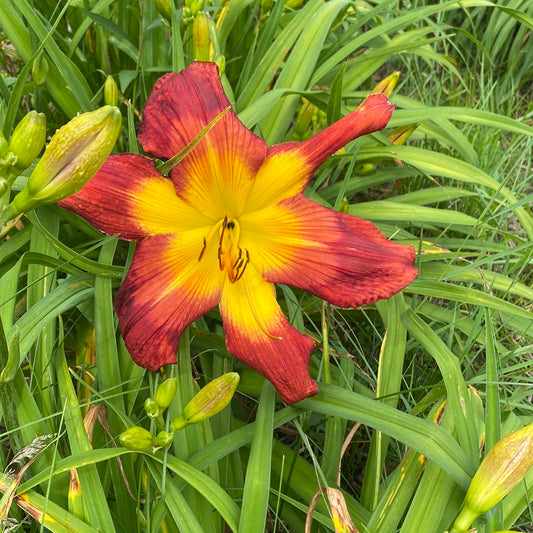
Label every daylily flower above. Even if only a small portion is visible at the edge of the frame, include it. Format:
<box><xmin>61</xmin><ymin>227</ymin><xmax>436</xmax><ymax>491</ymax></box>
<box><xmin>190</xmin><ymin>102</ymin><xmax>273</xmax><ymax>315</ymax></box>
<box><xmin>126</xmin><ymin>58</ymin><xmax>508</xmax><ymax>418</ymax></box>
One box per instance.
<box><xmin>59</xmin><ymin>62</ymin><xmax>417</xmax><ymax>404</ymax></box>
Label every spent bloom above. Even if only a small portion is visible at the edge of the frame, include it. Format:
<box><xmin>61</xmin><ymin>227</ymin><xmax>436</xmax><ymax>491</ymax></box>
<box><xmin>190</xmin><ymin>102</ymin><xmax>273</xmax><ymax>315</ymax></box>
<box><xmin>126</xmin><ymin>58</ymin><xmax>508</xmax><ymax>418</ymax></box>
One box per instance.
<box><xmin>59</xmin><ymin>62</ymin><xmax>417</xmax><ymax>404</ymax></box>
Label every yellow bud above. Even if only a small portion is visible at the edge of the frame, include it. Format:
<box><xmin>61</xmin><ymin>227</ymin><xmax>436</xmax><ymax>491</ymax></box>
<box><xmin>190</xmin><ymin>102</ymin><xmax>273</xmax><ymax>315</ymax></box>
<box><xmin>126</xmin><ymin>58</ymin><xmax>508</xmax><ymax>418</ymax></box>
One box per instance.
<box><xmin>387</xmin><ymin>123</ymin><xmax>418</xmax><ymax>146</ymax></box>
<box><xmin>3</xmin><ymin>106</ymin><xmax>121</xmax><ymax>221</ymax></box>
<box><xmin>170</xmin><ymin>372</ymin><xmax>239</xmax><ymax>431</ymax></box>
<box><xmin>119</xmin><ymin>426</ymin><xmax>154</xmax><ymax>451</ymax></box>
<box><xmin>154</xmin><ymin>377</ymin><xmax>178</xmax><ymax>409</ymax></box>
<box><xmin>104</xmin><ymin>75</ymin><xmax>119</xmax><ymax>107</ymax></box>
<box><xmin>32</xmin><ymin>52</ymin><xmax>49</xmax><ymax>86</ymax></box>
<box><xmin>193</xmin><ymin>12</ymin><xmax>211</xmax><ymax>62</ymax></box>
<box><xmin>370</xmin><ymin>71</ymin><xmax>400</xmax><ymax>97</ymax></box>
<box><xmin>8</xmin><ymin>110</ymin><xmax>46</xmax><ymax>171</ymax></box>
<box><xmin>454</xmin><ymin>424</ymin><xmax>533</xmax><ymax>532</ymax></box>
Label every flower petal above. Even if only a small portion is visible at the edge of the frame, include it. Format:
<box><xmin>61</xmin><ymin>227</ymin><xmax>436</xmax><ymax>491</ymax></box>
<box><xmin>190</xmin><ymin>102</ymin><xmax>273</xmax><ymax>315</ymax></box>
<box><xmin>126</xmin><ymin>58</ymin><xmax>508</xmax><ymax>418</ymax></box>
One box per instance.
<box><xmin>59</xmin><ymin>154</ymin><xmax>211</xmax><ymax>239</ymax></box>
<box><xmin>244</xmin><ymin>94</ymin><xmax>394</xmax><ymax>212</ymax></box>
<box><xmin>219</xmin><ymin>265</ymin><xmax>317</xmax><ymax>404</ymax></box>
<box><xmin>115</xmin><ymin>232</ymin><xmax>223</xmax><ymax>371</ymax></box>
<box><xmin>241</xmin><ymin>195</ymin><xmax>417</xmax><ymax>308</ymax></box>
<box><xmin>139</xmin><ymin>62</ymin><xmax>267</xmax><ymax>219</ymax></box>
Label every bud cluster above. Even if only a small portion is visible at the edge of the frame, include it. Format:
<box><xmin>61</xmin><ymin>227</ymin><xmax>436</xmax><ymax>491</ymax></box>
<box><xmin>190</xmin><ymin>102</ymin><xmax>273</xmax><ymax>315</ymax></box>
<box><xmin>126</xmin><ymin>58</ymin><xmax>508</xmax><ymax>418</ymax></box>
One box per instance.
<box><xmin>119</xmin><ymin>373</ymin><xmax>239</xmax><ymax>452</ymax></box>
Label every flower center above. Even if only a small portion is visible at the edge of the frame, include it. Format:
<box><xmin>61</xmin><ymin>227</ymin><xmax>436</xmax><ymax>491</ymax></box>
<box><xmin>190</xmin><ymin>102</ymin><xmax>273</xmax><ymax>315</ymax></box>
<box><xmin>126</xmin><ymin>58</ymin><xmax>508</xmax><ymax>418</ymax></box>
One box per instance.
<box><xmin>198</xmin><ymin>215</ymin><xmax>250</xmax><ymax>283</ymax></box>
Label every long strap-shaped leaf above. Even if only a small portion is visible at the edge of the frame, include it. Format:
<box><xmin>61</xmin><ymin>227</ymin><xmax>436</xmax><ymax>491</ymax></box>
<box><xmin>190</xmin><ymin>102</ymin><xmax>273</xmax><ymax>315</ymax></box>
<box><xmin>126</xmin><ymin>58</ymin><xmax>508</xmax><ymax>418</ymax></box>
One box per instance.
<box><xmin>299</xmin><ymin>384</ymin><xmax>475</xmax><ymax>490</ymax></box>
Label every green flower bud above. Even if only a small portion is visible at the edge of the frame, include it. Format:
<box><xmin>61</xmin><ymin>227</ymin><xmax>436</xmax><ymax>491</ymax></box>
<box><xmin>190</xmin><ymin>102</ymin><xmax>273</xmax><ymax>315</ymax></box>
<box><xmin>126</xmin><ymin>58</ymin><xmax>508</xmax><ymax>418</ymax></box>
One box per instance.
<box><xmin>453</xmin><ymin>424</ymin><xmax>533</xmax><ymax>532</ymax></box>
<box><xmin>170</xmin><ymin>372</ymin><xmax>239</xmax><ymax>431</ymax></box>
<box><xmin>155</xmin><ymin>378</ymin><xmax>178</xmax><ymax>410</ymax></box>
<box><xmin>154</xmin><ymin>0</ymin><xmax>173</xmax><ymax>22</ymax></box>
<box><xmin>338</xmin><ymin>198</ymin><xmax>349</xmax><ymax>214</ymax></box>
<box><xmin>119</xmin><ymin>426</ymin><xmax>154</xmax><ymax>451</ymax></box>
<box><xmin>3</xmin><ymin>106</ymin><xmax>121</xmax><ymax>221</ymax></box>
<box><xmin>370</xmin><ymin>71</ymin><xmax>400</xmax><ymax>97</ymax></box>
<box><xmin>185</xmin><ymin>0</ymin><xmax>204</xmax><ymax>17</ymax></box>
<box><xmin>193</xmin><ymin>12</ymin><xmax>211</xmax><ymax>62</ymax></box>
<box><xmin>354</xmin><ymin>162</ymin><xmax>376</xmax><ymax>176</ymax></box>
<box><xmin>292</xmin><ymin>99</ymin><xmax>316</xmax><ymax>141</ymax></box>
<box><xmin>144</xmin><ymin>397</ymin><xmax>160</xmax><ymax>418</ymax></box>
<box><xmin>32</xmin><ymin>52</ymin><xmax>49</xmax><ymax>86</ymax></box>
<box><xmin>153</xmin><ymin>431</ymin><xmax>174</xmax><ymax>448</ymax></box>
<box><xmin>104</xmin><ymin>76</ymin><xmax>119</xmax><ymax>107</ymax></box>
<box><xmin>8</xmin><ymin>111</ymin><xmax>46</xmax><ymax>171</ymax></box>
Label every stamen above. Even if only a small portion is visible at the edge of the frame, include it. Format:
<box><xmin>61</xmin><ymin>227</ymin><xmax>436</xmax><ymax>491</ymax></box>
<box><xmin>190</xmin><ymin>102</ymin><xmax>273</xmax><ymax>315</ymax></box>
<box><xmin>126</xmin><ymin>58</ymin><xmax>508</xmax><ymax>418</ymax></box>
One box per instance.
<box><xmin>233</xmin><ymin>249</ymin><xmax>250</xmax><ymax>283</ymax></box>
<box><xmin>198</xmin><ymin>217</ymin><xmax>226</xmax><ymax>263</ymax></box>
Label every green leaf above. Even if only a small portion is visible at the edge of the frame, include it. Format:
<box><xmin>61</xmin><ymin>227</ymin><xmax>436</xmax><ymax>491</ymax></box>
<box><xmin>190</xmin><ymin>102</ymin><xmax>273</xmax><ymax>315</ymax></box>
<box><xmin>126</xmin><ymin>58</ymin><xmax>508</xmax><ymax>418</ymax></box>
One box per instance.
<box><xmin>238</xmin><ymin>381</ymin><xmax>276</xmax><ymax>533</ymax></box>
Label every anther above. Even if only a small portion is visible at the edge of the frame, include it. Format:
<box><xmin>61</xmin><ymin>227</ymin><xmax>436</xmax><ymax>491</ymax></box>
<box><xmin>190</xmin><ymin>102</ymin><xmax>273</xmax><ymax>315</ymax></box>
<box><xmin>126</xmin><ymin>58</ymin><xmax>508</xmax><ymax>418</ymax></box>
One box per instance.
<box><xmin>233</xmin><ymin>249</ymin><xmax>250</xmax><ymax>283</ymax></box>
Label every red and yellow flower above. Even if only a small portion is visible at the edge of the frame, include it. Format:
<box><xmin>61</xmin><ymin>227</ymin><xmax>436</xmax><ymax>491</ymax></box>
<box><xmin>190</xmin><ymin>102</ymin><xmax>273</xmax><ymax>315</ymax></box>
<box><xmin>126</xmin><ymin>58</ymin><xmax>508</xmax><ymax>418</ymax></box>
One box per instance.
<box><xmin>60</xmin><ymin>62</ymin><xmax>417</xmax><ymax>404</ymax></box>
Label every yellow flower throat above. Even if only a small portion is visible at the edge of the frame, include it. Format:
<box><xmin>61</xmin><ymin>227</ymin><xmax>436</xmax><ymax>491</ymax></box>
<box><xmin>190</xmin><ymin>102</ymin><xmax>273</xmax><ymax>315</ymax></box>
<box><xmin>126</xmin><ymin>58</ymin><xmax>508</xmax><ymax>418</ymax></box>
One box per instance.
<box><xmin>198</xmin><ymin>215</ymin><xmax>250</xmax><ymax>283</ymax></box>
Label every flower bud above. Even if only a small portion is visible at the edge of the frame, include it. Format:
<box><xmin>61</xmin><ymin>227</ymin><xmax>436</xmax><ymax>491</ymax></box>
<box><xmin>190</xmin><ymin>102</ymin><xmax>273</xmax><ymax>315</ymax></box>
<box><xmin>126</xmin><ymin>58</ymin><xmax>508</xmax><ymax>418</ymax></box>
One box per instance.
<box><xmin>371</xmin><ymin>71</ymin><xmax>400</xmax><ymax>97</ymax></box>
<box><xmin>119</xmin><ymin>426</ymin><xmax>154</xmax><ymax>451</ymax></box>
<box><xmin>144</xmin><ymin>397</ymin><xmax>161</xmax><ymax>418</ymax></box>
<box><xmin>8</xmin><ymin>111</ymin><xmax>46</xmax><ymax>171</ymax></box>
<box><xmin>387</xmin><ymin>123</ymin><xmax>418</xmax><ymax>146</ymax></box>
<box><xmin>170</xmin><ymin>372</ymin><xmax>239</xmax><ymax>431</ymax></box>
<box><xmin>185</xmin><ymin>0</ymin><xmax>204</xmax><ymax>17</ymax></box>
<box><xmin>354</xmin><ymin>162</ymin><xmax>376</xmax><ymax>176</ymax></box>
<box><xmin>153</xmin><ymin>431</ymin><xmax>174</xmax><ymax>448</ymax></box>
<box><xmin>3</xmin><ymin>106</ymin><xmax>121</xmax><ymax>221</ymax></box>
<box><xmin>193</xmin><ymin>12</ymin><xmax>211</xmax><ymax>62</ymax></box>
<box><xmin>338</xmin><ymin>198</ymin><xmax>349</xmax><ymax>214</ymax></box>
<box><xmin>32</xmin><ymin>52</ymin><xmax>49</xmax><ymax>86</ymax></box>
<box><xmin>155</xmin><ymin>377</ymin><xmax>178</xmax><ymax>410</ymax></box>
<box><xmin>154</xmin><ymin>0</ymin><xmax>173</xmax><ymax>22</ymax></box>
<box><xmin>453</xmin><ymin>424</ymin><xmax>533</xmax><ymax>532</ymax></box>
<box><xmin>104</xmin><ymin>76</ymin><xmax>119</xmax><ymax>107</ymax></box>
